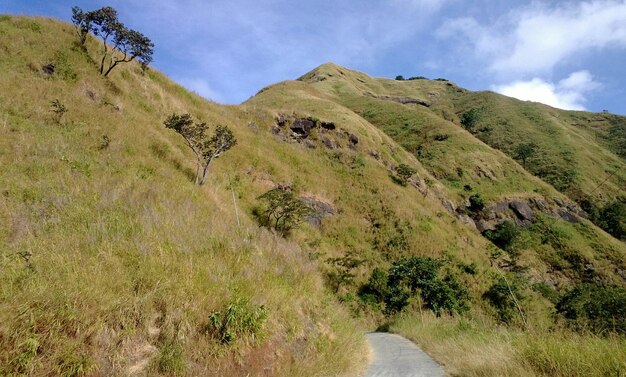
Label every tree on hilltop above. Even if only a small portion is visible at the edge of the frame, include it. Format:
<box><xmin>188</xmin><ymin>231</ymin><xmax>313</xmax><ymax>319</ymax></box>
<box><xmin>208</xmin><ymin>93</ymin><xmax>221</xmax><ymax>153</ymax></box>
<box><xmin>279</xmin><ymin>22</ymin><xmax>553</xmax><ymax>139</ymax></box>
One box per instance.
<box><xmin>71</xmin><ymin>6</ymin><xmax>154</xmax><ymax>77</ymax></box>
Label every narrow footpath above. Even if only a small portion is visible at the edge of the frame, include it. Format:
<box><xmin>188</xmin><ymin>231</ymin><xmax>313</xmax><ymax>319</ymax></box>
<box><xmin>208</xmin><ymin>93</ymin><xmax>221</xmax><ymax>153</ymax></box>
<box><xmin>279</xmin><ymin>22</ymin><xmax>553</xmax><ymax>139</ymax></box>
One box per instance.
<box><xmin>363</xmin><ymin>333</ymin><xmax>444</xmax><ymax>377</ymax></box>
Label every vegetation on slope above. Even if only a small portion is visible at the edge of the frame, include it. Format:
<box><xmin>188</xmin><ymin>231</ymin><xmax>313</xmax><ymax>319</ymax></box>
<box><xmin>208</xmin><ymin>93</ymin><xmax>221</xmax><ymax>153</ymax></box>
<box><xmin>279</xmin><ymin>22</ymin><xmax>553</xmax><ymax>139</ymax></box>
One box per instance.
<box><xmin>0</xmin><ymin>15</ymin><xmax>364</xmax><ymax>376</ymax></box>
<box><xmin>1</xmin><ymin>13</ymin><xmax>625</xmax><ymax>377</ymax></box>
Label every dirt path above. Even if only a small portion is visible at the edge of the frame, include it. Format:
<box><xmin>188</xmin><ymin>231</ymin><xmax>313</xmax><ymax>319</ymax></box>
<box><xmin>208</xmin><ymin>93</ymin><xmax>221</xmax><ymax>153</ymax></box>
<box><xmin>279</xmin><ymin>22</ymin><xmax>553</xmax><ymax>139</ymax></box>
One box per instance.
<box><xmin>363</xmin><ymin>332</ymin><xmax>444</xmax><ymax>377</ymax></box>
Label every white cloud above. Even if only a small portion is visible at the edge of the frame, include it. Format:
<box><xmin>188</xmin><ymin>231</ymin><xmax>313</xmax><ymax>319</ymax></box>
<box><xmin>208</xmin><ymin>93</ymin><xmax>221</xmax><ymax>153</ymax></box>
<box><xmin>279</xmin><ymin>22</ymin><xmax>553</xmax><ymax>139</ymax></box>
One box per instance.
<box><xmin>438</xmin><ymin>0</ymin><xmax>626</xmax><ymax>75</ymax></box>
<box><xmin>114</xmin><ymin>0</ymin><xmax>451</xmax><ymax>103</ymax></box>
<box><xmin>492</xmin><ymin>70</ymin><xmax>599</xmax><ymax>110</ymax></box>
<box><xmin>176</xmin><ymin>77</ymin><xmax>222</xmax><ymax>102</ymax></box>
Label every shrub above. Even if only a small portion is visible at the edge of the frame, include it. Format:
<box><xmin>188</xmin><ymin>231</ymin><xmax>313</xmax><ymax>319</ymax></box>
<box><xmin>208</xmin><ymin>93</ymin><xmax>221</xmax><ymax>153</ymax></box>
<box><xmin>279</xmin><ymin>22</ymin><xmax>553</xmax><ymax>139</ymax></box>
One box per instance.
<box><xmin>483</xmin><ymin>276</ymin><xmax>523</xmax><ymax>323</ymax></box>
<box><xmin>556</xmin><ymin>283</ymin><xmax>626</xmax><ymax>334</ymax></box>
<box><xmin>394</xmin><ymin>163</ymin><xmax>417</xmax><ymax>186</ymax></box>
<box><xmin>468</xmin><ymin>193</ymin><xmax>485</xmax><ymax>213</ymax></box>
<box><xmin>358</xmin><ymin>267</ymin><xmax>389</xmax><ymax>307</ymax></box>
<box><xmin>363</xmin><ymin>257</ymin><xmax>471</xmax><ymax>316</ymax></box>
<box><xmin>207</xmin><ymin>298</ymin><xmax>269</xmax><ymax>344</ymax></box>
<box><xmin>483</xmin><ymin>221</ymin><xmax>520</xmax><ymax>253</ymax></box>
<box><xmin>460</xmin><ymin>108</ymin><xmax>480</xmax><ymax>131</ymax></box>
<box><xmin>255</xmin><ymin>187</ymin><xmax>312</xmax><ymax>235</ymax></box>
<box><xmin>598</xmin><ymin>198</ymin><xmax>626</xmax><ymax>241</ymax></box>
<box><xmin>395</xmin><ymin>75</ymin><xmax>405</xmax><ymax>81</ymax></box>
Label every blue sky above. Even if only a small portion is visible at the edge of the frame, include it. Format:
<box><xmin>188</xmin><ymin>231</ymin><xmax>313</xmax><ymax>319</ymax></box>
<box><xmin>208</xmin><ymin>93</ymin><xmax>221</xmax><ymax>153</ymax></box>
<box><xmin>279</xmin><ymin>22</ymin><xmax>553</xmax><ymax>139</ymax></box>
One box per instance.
<box><xmin>3</xmin><ymin>0</ymin><xmax>626</xmax><ymax>114</ymax></box>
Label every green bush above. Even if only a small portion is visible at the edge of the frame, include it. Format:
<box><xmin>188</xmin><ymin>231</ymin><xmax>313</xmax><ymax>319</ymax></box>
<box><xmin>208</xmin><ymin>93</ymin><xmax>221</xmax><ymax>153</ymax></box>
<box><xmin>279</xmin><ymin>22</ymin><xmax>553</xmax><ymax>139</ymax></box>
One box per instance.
<box><xmin>556</xmin><ymin>283</ymin><xmax>626</xmax><ymax>334</ymax></box>
<box><xmin>468</xmin><ymin>193</ymin><xmax>485</xmax><ymax>213</ymax></box>
<box><xmin>255</xmin><ymin>187</ymin><xmax>313</xmax><ymax>235</ymax></box>
<box><xmin>360</xmin><ymin>257</ymin><xmax>470</xmax><ymax>316</ymax></box>
<box><xmin>483</xmin><ymin>276</ymin><xmax>522</xmax><ymax>323</ymax></box>
<box><xmin>394</xmin><ymin>163</ymin><xmax>417</xmax><ymax>186</ymax></box>
<box><xmin>483</xmin><ymin>221</ymin><xmax>520</xmax><ymax>253</ymax></box>
<box><xmin>460</xmin><ymin>108</ymin><xmax>480</xmax><ymax>131</ymax></box>
<box><xmin>207</xmin><ymin>297</ymin><xmax>269</xmax><ymax>344</ymax></box>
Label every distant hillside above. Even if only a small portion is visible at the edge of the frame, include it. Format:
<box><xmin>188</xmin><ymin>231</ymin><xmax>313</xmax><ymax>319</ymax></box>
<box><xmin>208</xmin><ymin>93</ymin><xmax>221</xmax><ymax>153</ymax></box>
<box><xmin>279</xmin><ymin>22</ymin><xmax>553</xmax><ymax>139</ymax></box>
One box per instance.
<box><xmin>1</xmin><ymin>15</ymin><xmax>625</xmax><ymax>377</ymax></box>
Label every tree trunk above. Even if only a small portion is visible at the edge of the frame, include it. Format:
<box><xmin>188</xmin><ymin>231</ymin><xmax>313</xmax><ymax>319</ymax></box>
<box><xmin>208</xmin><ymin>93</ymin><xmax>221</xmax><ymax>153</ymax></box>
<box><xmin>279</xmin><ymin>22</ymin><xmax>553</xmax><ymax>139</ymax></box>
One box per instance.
<box><xmin>103</xmin><ymin>61</ymin><xmax>119</xmax><ymax>77</ymax></box>
<box><xmin>200</xmin><ymin>157</ymin><xmax>214</xmax><ymax>186</ymax></box>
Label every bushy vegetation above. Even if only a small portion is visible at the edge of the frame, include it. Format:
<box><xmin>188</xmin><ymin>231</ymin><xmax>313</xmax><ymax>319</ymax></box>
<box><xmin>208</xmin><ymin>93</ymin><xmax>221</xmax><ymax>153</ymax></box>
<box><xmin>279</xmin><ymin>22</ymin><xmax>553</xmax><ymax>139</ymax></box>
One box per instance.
<box><xmin>579</xmin><ymin>196</ymin><xmax>626</xmax><ymax>240</ymax></box>
<box><xmin>393</xmin><ymin>163</ymin><xmax>417</xmax><ymax>186</ymax></box>
<box><xmin>483</xmin><ymin>221</ymin><xmax>520</xmax><ymax>254</ymax></box>
<box><xmin>254</xmin><ymin>187</ymin><xmax>312</xmax><ymax>235</ymax></box>
<box><xmin>359</xmin><ymin>257</ymin><xmax>471</xmax><ymax>316</ymax></box>
<box><xmin>556</xmin><ymin>283</ymin><xmax>626</xmax><ymax>334</ymax></box>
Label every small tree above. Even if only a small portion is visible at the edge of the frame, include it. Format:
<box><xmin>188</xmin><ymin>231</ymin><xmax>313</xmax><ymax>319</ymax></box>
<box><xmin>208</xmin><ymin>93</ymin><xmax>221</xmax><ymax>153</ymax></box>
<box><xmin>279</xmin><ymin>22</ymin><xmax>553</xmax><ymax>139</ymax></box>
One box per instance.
<box><xmin>71</xmin><ymin>6</ymin><xmax>90</xmax><ymax>46</ymax></box>
<box><xmin>164</xmin><ymin>113</ymin><xmax>236</xmax><ymax>185</ymax></box>
<box><xmin>514</xmin><ymin>143</ymin><xmax>537</xmax><ymax>168</ymax></box>
<box><xmin>395</xmin><ymin>75</ymin><xmax>405</xmax><ymax>81</ymax></box>
<box><xmin>395</xmin><ymin>163</ymin><xmax>417</xmax><ymax>186</ymax></box>
<box><xmin>71</xmin><ymin>6</ymin><xmax>154</xmax><ymax>77</ymax></box>
<box><xmin>256</xmin><ymin>187</ymin><xmax>312</xmax><ymax>235</ymax></box>
<box><xmin>200</xmin><ymin>125</ymin><xmax>237</xmax><ymax>185</ymax></box>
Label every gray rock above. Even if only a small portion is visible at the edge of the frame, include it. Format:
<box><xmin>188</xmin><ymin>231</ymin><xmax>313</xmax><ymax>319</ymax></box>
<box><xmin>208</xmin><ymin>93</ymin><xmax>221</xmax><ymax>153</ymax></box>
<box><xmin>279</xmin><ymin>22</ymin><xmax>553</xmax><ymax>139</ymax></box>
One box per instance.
<box><xmin>556</xmin><ymin>209</ymin><xmax>579</xmax><ymax>223</ymax></box>
<box><xmin>510</xmin><ymin>200</ymin><xmax>534</xmax><ymax>222</ymax></box>
<box><xmin>277</xmin><ymin>114</ymin><xmax>288</xmax><ymax>127</ymax></box>
<box><xmin>349</xmin><ymin>133</ymin><xmax>359</xmax><ymax>145</ymax></box>
<box><xmin>320</xmin><ymin>121</ymin><xmax>336</xmax><ymax>130</ymax></box>
<box><xmin>476</xmin><ymin>219</ymin><xmax>498</xmax><ymax>233</ymax></box>
<box><xmin>301</xmin><ymin>197</ymin><xmax>336</xmax><ymax>228</ymax></box>
<box><xmin>290</xmin><ymin>118</ymin><xmax>316</xmax><ymax>138</ymax></box>
<box><xmin>322</xmin><ymin>136</ymin><xmax>338</xmax><ymax>149</ymax></box>
<box><xmin>532</xmin><ymin>198</ymin><xmax>549</xmax><ymax>212</ymax></box>
<box><xmin>458</xmin><ymin>214</ymin><xmax>477</xmax><ymax>230</ymax></box>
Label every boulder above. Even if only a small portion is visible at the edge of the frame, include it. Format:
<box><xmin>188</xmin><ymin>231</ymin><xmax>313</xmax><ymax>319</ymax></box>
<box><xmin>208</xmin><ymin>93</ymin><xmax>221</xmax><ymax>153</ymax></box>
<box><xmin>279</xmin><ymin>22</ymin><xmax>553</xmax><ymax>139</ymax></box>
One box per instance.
<box><xmin>276</xmin><ymin>114</ymin><xmax>288</xmax><ymax>127</ymax></box>
<box><xmin>458</xmin><ymin>214</ymin><xmax>477</xmax><ymax>230</ymax></box>
<box><xmin>320</xmin><ymin>121</ymin><xmax>336</xmax><ymax>130</ymax></box>
<box><xmin>349</xmin><ymin>134</ymin><xmax>359</xmax><ymax>145</ymax></box>
<box><xmin>301</xmin><ymin>197</ymin><xmax>336</xmax><ymax>228</ymax></box>
<box><xmin>41</xmin><ymin>63</ymin><xmax>55</xmax><ymax>75</ymax></box>
<box><xmin>531</xmin><ymin>198</ymin><xmax>549</xmax><ymax>212</ymax></box>
<box><xmin>322</xmin><ymin>136</ymin><xmax>338</xmax><ymax>149</ymax></box>
<box><xmin>509</xmin><ymin>200</ymin><xmax>534</xmax><ymax>222</ymax></box>
<box><xmin>556</xmin><ymin>209</ymin><xmax>578</xmax><ymax>223</ymax></box>
<box><xmin>290</xmin><ymin>118</ymin><xmax>316</xmax><ymax>138</ymax></box>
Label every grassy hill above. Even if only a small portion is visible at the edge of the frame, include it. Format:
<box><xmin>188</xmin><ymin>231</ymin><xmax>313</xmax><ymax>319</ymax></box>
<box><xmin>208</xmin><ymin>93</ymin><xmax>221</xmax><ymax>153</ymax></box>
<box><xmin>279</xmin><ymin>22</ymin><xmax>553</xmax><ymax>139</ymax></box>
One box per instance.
<box><xmin>1</xmin><ymin>15</ymin><xmax>625</xmax><ymax>376</ymax></box>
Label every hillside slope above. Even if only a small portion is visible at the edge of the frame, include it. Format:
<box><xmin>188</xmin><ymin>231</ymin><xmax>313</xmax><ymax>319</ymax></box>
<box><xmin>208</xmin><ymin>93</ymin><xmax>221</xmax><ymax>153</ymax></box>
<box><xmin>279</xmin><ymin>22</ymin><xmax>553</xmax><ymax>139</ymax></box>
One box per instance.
<box><xmin>1</xmin><ymin>15</ymin><xmax>625</xmax><ymax>377</ymax></box>
<box><xmin>0</xmin><ymin>16</ymin><xmax>366</xmax><ymax>376</ymax></box>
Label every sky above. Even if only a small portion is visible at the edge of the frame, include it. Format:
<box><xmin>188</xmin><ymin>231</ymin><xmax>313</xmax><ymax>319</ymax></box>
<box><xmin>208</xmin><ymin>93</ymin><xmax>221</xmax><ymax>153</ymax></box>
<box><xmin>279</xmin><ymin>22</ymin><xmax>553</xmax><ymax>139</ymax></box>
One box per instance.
<box><xmin>3</xmin><ymin>0</ymin><xmax>626</xmax><ymax>114</ymax></box>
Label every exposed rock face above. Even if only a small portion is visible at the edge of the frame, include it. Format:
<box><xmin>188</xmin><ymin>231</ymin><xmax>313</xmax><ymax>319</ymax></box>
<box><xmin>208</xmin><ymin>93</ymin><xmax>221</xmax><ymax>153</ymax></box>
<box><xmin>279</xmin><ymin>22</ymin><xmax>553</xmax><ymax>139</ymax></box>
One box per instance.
<box><xmin>349</xmin><ymin>134</ymin><xmax>359</xmax><ymax>145</ymax></box>
<box><xmin>322</xmin><ymin>136</ymin><xmax>338</xmax><ymax>149</ymax></box>
<box><xmin>372</xmin><ymin>94</ymin><xmax>431</xmax><ymax>107</ymax></box>
<box><xmin>408</xmin><ymin>176</ymin><xmax>427</xmax><ymax>196</ymax></box>
<box><xmin>510</xmin><ymin>200</ymin><xmax>534</xmax><ymax>223</ymax></box>
<box><xmin>458</xmin><ymin>214</ymin><xmax>477</xmax><ymax>230</ymax></box>
<box><xmin>321</xmin><ymin>121</ymin><xmax>336</xmax><ymax>130</ymax></box>
<box><xmin>457</xmin><ymin>196</ymin><xmax>583</xmax><ymax>232</ymax></box>
<box><xmin>291</xmin><ymin>118</ymin><xmax>316</xmax><ymax>138</ymax></box>
<box><xmin>301</xmin><ymin>196</ymin><xmax>336</xmax><ymax>228</ymax></box>
<box><xmin>277</xmin><ymin>114</ymin><xmax>288</xmax><ymax>127</ymax></box>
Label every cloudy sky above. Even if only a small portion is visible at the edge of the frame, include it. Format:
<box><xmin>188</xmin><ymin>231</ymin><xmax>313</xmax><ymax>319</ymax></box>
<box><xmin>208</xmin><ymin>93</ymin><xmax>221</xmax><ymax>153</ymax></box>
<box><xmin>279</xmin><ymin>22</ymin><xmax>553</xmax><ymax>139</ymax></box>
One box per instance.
<box><xmin>4</xmin><ymin>0</ymin><xmax>626</xmax><ymax>114</ymax></box>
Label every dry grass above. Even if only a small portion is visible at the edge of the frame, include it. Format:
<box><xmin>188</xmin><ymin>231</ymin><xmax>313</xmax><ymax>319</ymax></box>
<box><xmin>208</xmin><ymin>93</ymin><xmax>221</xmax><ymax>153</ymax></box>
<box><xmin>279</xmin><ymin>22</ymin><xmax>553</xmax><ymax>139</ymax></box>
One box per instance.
<box><xmin>392</xmin><ymin>313</ymin><xmax>626</xmax><ymax>377</ymax></box>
